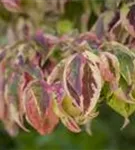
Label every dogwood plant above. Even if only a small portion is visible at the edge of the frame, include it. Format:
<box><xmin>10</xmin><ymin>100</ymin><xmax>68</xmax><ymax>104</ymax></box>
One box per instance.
<box><xmin>0</xmin><ymin>0</ymin><xmax>135</xmax><ymax>136</ymax></box>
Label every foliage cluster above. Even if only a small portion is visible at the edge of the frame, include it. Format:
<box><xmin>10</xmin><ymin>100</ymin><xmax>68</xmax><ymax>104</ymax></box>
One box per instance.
<box><xmin>0</xmin><ymin>0</ymin><xmax>135</xmax><ymax>140</ymax></box>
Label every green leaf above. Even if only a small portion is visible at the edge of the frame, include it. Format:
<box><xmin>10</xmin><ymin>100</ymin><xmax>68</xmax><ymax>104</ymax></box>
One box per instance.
<box><xmin>56</xmin><ymin>20</ymin><xmax>73</xmax><ymax>35</ymax></box>
<box><xmin>101</xmin><ymin>42</ymin><xmax>135</xmax><ymax>85</ymax></box>
<box><xmin>108</xmin><ymin>94</ymin><xmax>135</xmax><ymax>117</ymax></box>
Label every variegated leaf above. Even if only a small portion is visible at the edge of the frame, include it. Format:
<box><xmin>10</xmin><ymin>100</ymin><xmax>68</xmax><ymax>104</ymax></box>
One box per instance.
<box><xmin>48</xmin><ymin>64</ymin><xmax>81</xmax><ymax>133</ymax></box>
<box><xmin>5</xmin><ymin>72</ymin><xmax>28</xmax><ymax>131</ymax></box>
<box><xmin>47</xmin><ymin>61</ymin><xmax>81</xmax><ymax>132</ymax></box>
<box><xmin>101</xmin><ymin>42</ymin><xmax>135</xmax><ymax>85</ymax></box>
<box><xmin>107</xmin><ymin>94</ymin><xmax>135</xmax><ymax>128</ymax></box>
<box><xmin>63</xmin><ymin>51</ymin><xmax>102</xmax><ymax>116</ymax></box>
<box><xmin>52</xmin><ymin>94</ymin><xmax>81</xmax><ymax>133</ymax></box>
<box><xmin>24</xmin><ymin>80</ymin><xmax>59</xmax><ymax>135</ymax></box>
<box><xmin>99</xmin><ymin>52</ymin><xmax>120</xmax><ymax>90</ymax></box>
<box><xmin>113</xmin><ymin>76</ymin><xmax>135</xmax><ymax>104</ymax></box>
<box><xmin>25</xmin><ymin>96</ymin><xmax>59</xmax><ymax>135</ymax></box>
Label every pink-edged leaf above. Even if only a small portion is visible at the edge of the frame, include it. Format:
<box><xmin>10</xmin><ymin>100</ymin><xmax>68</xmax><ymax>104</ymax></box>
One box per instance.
<box><xmin>25</xmin><ymin>80</ymin><xmax>51</xmax><ymax>116</ymax></box>
<box><xmin>25</xmin><ymin>97</ymin><xmax>59</xmax><ymax>135</ymax></box>
<box><xmin>24</xmin><ymin>80</ymin><xmax>59</xmax><ymax>135</ymax></box>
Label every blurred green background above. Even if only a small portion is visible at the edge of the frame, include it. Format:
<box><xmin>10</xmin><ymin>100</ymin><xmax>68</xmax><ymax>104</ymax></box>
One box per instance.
<box><xmin>1</xmin><ymin>104</ymin><xmax>135</xmax><ymax>150</ymax></box>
